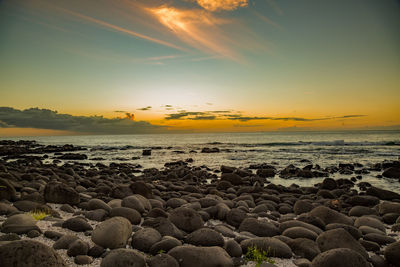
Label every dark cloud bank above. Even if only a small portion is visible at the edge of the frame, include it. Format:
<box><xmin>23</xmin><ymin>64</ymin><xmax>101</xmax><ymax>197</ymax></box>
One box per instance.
<box><xmin>0</xmin><ymin>107</ymin><xmax>166</xmax><ymax>134</ymax></box>
<box><xmin>164</xmin><ymin>110</ymin><xmax>367</xmax><ymax>122</ymax></box>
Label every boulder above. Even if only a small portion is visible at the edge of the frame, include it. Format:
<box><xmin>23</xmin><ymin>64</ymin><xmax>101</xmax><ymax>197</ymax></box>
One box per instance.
<box><xmin>62</xmin><ymin>217</ymin><xmax>93</xmax><ymax>232</ymax></box>
<box><xmin>168</xmin><ymin>245</ymin><xmax>234</xmax><ymax>267</ymax></box>
<box><xmin>221</xmin><ymin>173</ymin><xmax>242</xmax><ymax>185</ymax></box>
<box><xmin>185</xmin><ymin>228</ymin><xmax>224</xmax><ymax>247</ymax></box>
<box><xmin>316</xmin><ymin>228</ymin><xmax>368</xmax><ymax>259</ymax></box>
<box><xmin>382</xmin><ymin>167</ymin><xmax>400</xmax><ymax>178</ymax></box>
<box><xmin>287</xmin><ymin>238</ymin><xmax>320</xmax><ymax>261</ymax></box>
<box><xmin>147</xmin><ymin>254</ymin><xmax>179</xmax><ymax>267</ymax></box>
<box><xmin>131</xmin><ymin>227</ymin><xmax>162</xmax><ymax>253</ymax></box>
<box><xmin>309</xmin><ymin>206</ymin><xmax>353</xmax><ymax>225</ymax></box>
<box><xmin>367</xmin><ymin>187</ymin><xmax>400</xmax><ymax>200</ymax></box>
<box><xmin>378</xmin><ymin>201</ymin><xmax>400</xmax><ymax>215</ymax></box>
<box><xmin>240</xmin><ymin>237</ymin><xmax>293</xmax><ymax>258</ymax></box>
<box><xmin>0</xmin><ymin>240</ymin><xmax>66</xmax><ymax>267</ymax></box>
<box><xmin>294</xmin><ymin>200</ymin><xmax>314</xmax><ymax>215</ymax></box>
<box><xmin>142</xmin><ymin>217</ymin><xmax>184</xmax><ymax>239</ymax></box>
<box><xmin>0</xmin><ymin>178</ymin><xmax>16</xmax><ymax>201</ymax></box>
<box><xmin>92</xmin><ymin>217</ymin><xmax>132</xmax><ymax>249</ymax></box>
<box><xmin>1</xmin><ymin>213</ymin><xmax>40</xmax><ymax>234</ymax></box>
<box><xmin>150</xmin><ymin>236</ymin><xmax>182</xmax><ymax>255</ymax></box>
<box><xmin>282</xmin><ymin>226</ymin><xmax>318</xmax><ymax>240</ymax></box>
<box><xmin>384</xmin><ymin>241</ymin><xmax>400</xmax><ymax>267</ymax></box>
<box><xmin>109</xmin><ymin>207</ymin><xmax>141</xmax><ymax>224</ymax></box>
<box><xmin>87</xmin><ymin>199</ymin><xmax>111</xmax><ymax>212</ymax></box>
<box><xmin>130</xmin><ymin>181</ymin><xmax>153</xmax><ymax>199</ymax></box>
<box><xmin>53</xmin><ymin>235</ymin><xmax>79</xmax><ymax>249</ymax></box>
<box><xmin>100</xmin><ymin>248</ymin><xmax>146</xmax><ymax>267</ymax></box>
<box><xmin>168</xmin><ymin>207</ymin><xmax>204</xmax><ymax>233</ymax></box>
<box><xmin>238</xmin><ymin>218</ymin><xmax>279</xmax><ymax>237</ymax></box>
<box><xmin>310</xmin><ymin>248</ymin><xmax>369</xmax><ymax>267</ymax></box>
<box><xmin>226</xmin><ymin>208</ymin><xmax>247</xmax><ymax>227</ymax></box>
<box><xmin>44</xmin><ymin>182</ymin><xmax>80</xmax><ymax>205</ymax></box>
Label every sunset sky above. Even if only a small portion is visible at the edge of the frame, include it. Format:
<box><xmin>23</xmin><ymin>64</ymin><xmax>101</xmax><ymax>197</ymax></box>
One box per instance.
<box><xmin>0</xmin><ymin>0</ymin><xmax>399</xmax><ymax>135</ymax></box>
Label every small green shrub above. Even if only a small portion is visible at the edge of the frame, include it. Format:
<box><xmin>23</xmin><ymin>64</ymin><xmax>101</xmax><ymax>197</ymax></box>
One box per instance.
<box><xmin>157</xmin><ymin>249</ymin><xmax>166</xmax><ymax>254</ymax></box>
<box><xmin>245</xmin><ymin>246</ymin><xmax>275</xmax><ymax>267</ymax></box>
<box><xmin>30</xmin><ymin>210</ymin><xmax>49</xmax><ymax>221</ymax></box>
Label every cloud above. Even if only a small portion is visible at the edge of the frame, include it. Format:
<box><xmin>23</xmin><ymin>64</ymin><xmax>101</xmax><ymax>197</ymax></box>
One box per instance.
<box><xmin>147</xmin><ymin>5</ymin><xmax>240</xmax><ymax>60</ymax></box>
<box><xmin>194</xmin><ymin>0</ymin><xmax>248</xmax><ymax>12</ymax></box>
<box><xmin>165</xmin><ymin>110</ymin><xmax>367</xmax><ymax>122</ymax></box>
<box><xmin>137</xmin><ymin>106</ymin><xmax>152</xmax><ymax>111</ymax></box>
<box><xmin>114</xmin><ymin>110</ymin><xmax>126</xmax><ymax>113</ymax></box>
<box><xmin>54</xmin><ymin>6</ymin><xmax>185</xmax><ymax>51</ymax></box>
<box><xmin>0</xmin><ymin>107</ymin><xmax>166</xmax><ymax>134</ymax></box>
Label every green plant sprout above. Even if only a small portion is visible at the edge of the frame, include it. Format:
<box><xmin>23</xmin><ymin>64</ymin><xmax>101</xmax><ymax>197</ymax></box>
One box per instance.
<box><xmin>30</xmin><ymin>210</ymin><xmax>50</xmax><ymax>221</ymax></box>
<box><xmin>245</xmin><ymin>245</ymin><xmax>275</xmax><ymax>267</ymax></box>
<box><xmin>157</xmin><ymin>249</ymin><xmax>166</xmax><ymax>254</ymax></box>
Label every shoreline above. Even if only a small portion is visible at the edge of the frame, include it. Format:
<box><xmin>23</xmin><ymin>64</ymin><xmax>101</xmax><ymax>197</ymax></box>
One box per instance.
<box><xmin>1</xmin><ymin>141</ymin><xmax>400</xmax><ymax>267</ymax></box>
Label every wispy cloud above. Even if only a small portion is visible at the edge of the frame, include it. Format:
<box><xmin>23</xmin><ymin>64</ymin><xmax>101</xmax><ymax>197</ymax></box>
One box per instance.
<box><xmin>194</xmin><ymin>0</ymin><xmax>248</xmax><ymax>12</ymax></box>
<box><xmin>225</xmin><ymin>114</ymin><xmax>367</xmax><ymax>122</ymax></box>
<box><xmin>0</xmin><ymin>107</ymin><xmax>166</xmax><ymax>134</ymax></box>
<box><xmin>147</xmin><ymin>5</ymin><xmax>240</xmax><ymax>60</ymax></box>
<box><xmin>54</xmin><ymin>6</ymin><xmax>185</xmax><ymax>51</ymax></box>
<box><xmin>137</xmin><ymin>106</ymin><xmax>152</xmax><ymax>111</ymax></box>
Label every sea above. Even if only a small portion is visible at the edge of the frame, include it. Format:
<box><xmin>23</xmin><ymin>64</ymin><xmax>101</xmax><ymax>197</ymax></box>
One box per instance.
<box><xmin>5</xmin><ymin>130</ymin><xmax>400</xmax><ymax>193</ymax></box>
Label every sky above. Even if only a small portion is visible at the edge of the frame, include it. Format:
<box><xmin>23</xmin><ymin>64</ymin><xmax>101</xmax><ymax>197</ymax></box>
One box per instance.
<box><xmin>0</xmin><ymin>0</ymin><xmax>399</xmax><ymax>135</ymax></box>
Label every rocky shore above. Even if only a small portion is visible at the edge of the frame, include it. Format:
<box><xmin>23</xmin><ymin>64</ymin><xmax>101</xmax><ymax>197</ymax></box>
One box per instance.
<box><xmin>0</xmin><ymin>140</ymin><xmax>400</xmax><ymax>267</ymax></box>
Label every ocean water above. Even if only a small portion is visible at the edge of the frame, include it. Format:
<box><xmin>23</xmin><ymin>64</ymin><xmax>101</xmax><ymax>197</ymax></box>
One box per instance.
<box><xmin>6</xmin><ymin>130</ymin><xmax>400</xmax><ymax>192</ymax></box>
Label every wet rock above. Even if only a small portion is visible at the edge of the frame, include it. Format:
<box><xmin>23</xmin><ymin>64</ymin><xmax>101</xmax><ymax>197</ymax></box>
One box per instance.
<box><xmin>241</xmin><ymin>237</ymin><xmax>293</xmax><ymax>258</ymax></box>
<box><xmin>168</xmin><ymin>245</ymin><xmax>233</xmax><ymax>267</ymax></box>
<box><xmin>169</xmin><ymin>207</ymin><xmax>204</xmax><ymax>233</ymax></box>
<box><xmin>142</xmin><ymin>149</ymin><xmax>151</xmax><ymax>156</ymax></box>
<box><xmin>0</xmin><ymin>240</ymin><xmax>66</xmax><ymax>267</ymax></box>
<box><xmin>346</xmin><ymin>195</ymin><xmax>380</xmax><ymax>207</ymax></box>
<box><xmin>201</xmin><ymin>147</ymin><xmax>220</xmax><ymax>153</ymax></box>
<box><xmin>58</xmin><ymin>153</ymin><xmax>87</xmax><ymax>160</ymax></box>
<box><xmin>382</xmin><ymin>167</ymin><xmax>400</xmax><ymax>178</ymax></box>
<box><xmin>131</xmin><ymin>227</ymin><xmax>162</xmax><ymax>253</ymax></box>
<box><xmin>100</xmin><ymin>248</ymin><xmax>146</xmax><ymax>267</ymax></box>
<box><xmin>320</xmin><ymin>178</ymin><xmax>337</xmax><ymax>190</ymax></box>
<box><xmin>62</xmin><ymin>217</ymin><xmax>93</xmax><ymax>232</ymax></box>
<box><xmin>0</xmin><ymin>178</ymin><xmax>16</xmax><ymax>201</ymax></box>
<box><xmin>44</xmin><ymin>182</ymin><xmax>80</xmax><ymax>205</ymax></box>
<box><xmin>367</xmin><ymin>187</ymin><xmax>400</xmax><ymax>200</ymax></box>
<box><xmin>316</xmin><ymin>228</ymin><xmax>368</xmax><ymax>259</ymax></box>
<box><xmin>310</xmin><ymin>248</ymin><xmax>369</xmax><ymax>267</ymax></box>
<box><xmin>221</xmin><ymin>173</ymin><xmax>243</xmax><ymax>185</ymax></box>
<box><xmin>1</xmin><ymin>213</ymin><xmax>40</xmax><ymax>234</ymax></box>
<box><xmin>186</xmin><ymin>228</ymin><xmax>224</xmax><ymax>247</ymax></box>
<box><xmin>130</xmin><ymin>181</ymin><xmax>153</xmax><ymax>199</ymax></box>
<box><xmin>92</xmin><ymin>217</ymin><xmax>132</xmax><ymax>249</ymax></box>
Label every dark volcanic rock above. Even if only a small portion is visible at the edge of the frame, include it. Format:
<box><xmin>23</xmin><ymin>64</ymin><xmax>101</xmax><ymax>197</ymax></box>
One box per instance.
<box><xmin>366</xmin><ymin>187</ymin><xmax>400</xmax><ymax>200</ymax></box>
<box><xmin>44</xmin><ymin>182</ymin><xmax>80</xmax><ymax>205</ymax></box>
<box><xmin>221</xmin><ymin>172</ymin><xmax>243</xmax><ymax>185</ymax></box>
<box><xmin>239</xmin><ymin>218</ymin><xmax>279</xmax><ymax>237</ymax></box>
<box><xmin>168</xmin><ymin>207</ymin><xmax>204</xmax><ymax>233</ymax></box>
<box><xmin>282</xmin><ymin>226</ymin><xmax>318</xmax><ymax>240</ymax></box>
<box><xmin>226</xmin><ymin>208</ymin><xmax>247</xmax><ymax>227</ymax></box>
<box><xmin>67</xmin><ymin>239</ymin><xmax>89</xmax><ymax>257</ymax></box>
<box><xmin>109</xmin><ymin>207</ymin><xmax>141</xmax><ymax>224</ymax></box>
<box><xmin>0</xmin><ymin>240</ymin><xmax>66</xmax><ymax>267</ymax></box>
<box><xmin>309</xmin><ymin>206</ymin><xmax>353</xmax><ymax>225</ymax></box>
<box><xmin>384</xmin><ymin>241</ymin><xmax>400</xmax><ymax>267</ymax></box>
<box><xmin>130</xmin><ymin>181</ymin><xmax>153</xmax><ymax>198</ymax></box>
<box><xmin>142</xmin><ymin>217</ymin><xmax>184</xmax><ymax>239</ymax></box>
<box><xmin>100</xmin><ymin>248</ymin><xmax>146</xmax><ymax>267</ymax></box>
<box><xmin>316</xmin><ymin>228</ymin><xmax>368</xmax><ymax>259</ymax></box>
<box><xmin>53</xmin><ymin>235</ymin><xmax>79</xmax><ymax>250</ymax></box>
<box><xmin>131</xmin><ymin>227</ymin><xmax>162</xmax><ymax>253</ymax></box>
<box><xmin>382</xmin><ymin>167</ymin><xmax>400</xmax><ymax>178</ymax></box>
<box><xmin>310</xmin><ymin>248</ymin><xmax>369</xmax><ymax>267</ymax></box>
<box><xmin>168</xmin><ymin>245</ymin><xmax>233</xmax><ymax>267</ymax></box>
<box><xmin>287</xmin><ymin>238</ymin><xmax>320</xmax><ymax>261</ymax></box>
<box><xmin>241</xmin><ymin>237</ymin><xmax>293</xmax><ymax>258</ymax></box>
<box><xmin>0</xmin><ymin>178</ymin><xmax>16</xmax><ymax>201</ymax></box>
<box><xmin>185</xmin><ymin>228</ymin><xmax>224</xmax><ymax>247</ymax></box>
<box><xmin>58</xmin><ymin>153</ymin><xmax>87</xmax><ymax>160</ymax></box>
<box><xmin>149</xmin><ymin>236</ymin><xmax>182</xmax><ymax>255</ymax></box>
<box><xmin>1</xmin><ymin>213</ymin><xmax>40</xmax><ymax>234</ymax></box>
<box><xmin>92</xmin><ymin>217</ymin><xmax>132</xmax><ymax>249</ymax></box>
<box><xmin>62</xmin><ymin>217</ymin><xmax>93</xmax><ymax>232</ymax></box>
<box><xmin>147</xmin><ymin>254</ymin><xmax>179</xmax><ymax>267</ymax></box>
